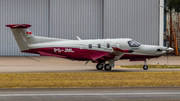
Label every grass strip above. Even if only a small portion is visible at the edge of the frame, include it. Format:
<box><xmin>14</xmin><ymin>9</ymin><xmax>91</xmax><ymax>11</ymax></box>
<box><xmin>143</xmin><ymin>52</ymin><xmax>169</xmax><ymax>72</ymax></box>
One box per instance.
<box><xmin>0</xmin><ymin>72</ymin><xmax>180</xmax><ymax>88</ymax></box>
<box><xmin>122</xmin><ymin>65</ymin><xmax>180</xmax><ymax>69</ymax></box>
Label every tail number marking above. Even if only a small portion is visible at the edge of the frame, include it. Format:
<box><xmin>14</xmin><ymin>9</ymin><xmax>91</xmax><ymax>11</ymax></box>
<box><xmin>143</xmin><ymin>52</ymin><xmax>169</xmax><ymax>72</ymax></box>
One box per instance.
<box><xmin>65</xmin><ymin>48</ymin><xmax>74</xmax><ymax>53</ymax></box>
<box><xmin>54</xmin><ymin>48</ymin><xmax>61</xmax><ymax>53</ymax></box>
<box><xmin>54</xmin><ymin>48</ymin><xmax>74</xmax><ymax>53</ymax></box>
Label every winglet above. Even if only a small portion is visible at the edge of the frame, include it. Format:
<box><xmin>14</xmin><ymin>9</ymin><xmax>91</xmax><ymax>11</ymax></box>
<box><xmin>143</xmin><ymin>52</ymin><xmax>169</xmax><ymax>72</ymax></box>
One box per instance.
<box><xmin>76</xmin><ymin>36</ymin><xmax>81</xmax><ymax>40</ymax></box>
<box><xmin>112</xmin><ymin>47</ymin><xmax>134</xmax><ymax>53</ymax></box>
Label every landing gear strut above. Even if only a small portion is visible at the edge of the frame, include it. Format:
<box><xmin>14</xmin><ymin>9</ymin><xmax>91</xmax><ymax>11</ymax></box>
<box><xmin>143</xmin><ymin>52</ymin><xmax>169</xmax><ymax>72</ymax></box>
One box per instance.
<box><xmin>143</xmin><ymin>61</ymin><xmax>148</xmax><ymax>70</ymax></box>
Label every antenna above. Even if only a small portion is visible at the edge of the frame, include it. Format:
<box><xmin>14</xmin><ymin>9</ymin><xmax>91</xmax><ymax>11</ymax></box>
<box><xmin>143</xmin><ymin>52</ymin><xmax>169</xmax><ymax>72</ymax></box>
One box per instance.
<box><xmin>76</xmin><ymin>36</ymin><xmax>81</xmax><ymax>40</ymax></box>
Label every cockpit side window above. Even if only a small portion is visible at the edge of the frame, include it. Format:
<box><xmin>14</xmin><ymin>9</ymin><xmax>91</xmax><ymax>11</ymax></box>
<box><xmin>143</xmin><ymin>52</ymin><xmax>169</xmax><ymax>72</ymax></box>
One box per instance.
<box><xmin>128</xmin><ymin>40</ymin><xmax>141</xmax><ymax>47</ymax></box>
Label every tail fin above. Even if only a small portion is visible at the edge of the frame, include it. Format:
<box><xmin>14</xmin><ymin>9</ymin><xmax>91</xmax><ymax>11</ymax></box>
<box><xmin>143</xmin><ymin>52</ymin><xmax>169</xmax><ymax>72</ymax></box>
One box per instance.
<box><xmin>6</xmin><ymin>24</ymin><xmax>69</xmax><ymax>52</ymax></box>
<box><xmin>6</xmin><ymin>24</ymin><xmax>35</xmax><ymax>51</ymax></box>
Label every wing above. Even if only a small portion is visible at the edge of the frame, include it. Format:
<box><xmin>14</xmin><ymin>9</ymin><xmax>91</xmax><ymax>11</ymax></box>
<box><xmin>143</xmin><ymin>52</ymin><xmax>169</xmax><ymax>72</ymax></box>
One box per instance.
<box><xmin>92</xmin><ymin>47</ymin><xmax>134</xmax><ymax>63</ymax></box>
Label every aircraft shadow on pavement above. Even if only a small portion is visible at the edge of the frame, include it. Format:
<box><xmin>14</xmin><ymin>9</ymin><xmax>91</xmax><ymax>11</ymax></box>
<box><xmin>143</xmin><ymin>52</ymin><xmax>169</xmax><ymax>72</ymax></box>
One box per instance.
<box><xmin>46</xmin><ymin>69</ymin><xmax>146</xmax><ymax>73</ymax></box>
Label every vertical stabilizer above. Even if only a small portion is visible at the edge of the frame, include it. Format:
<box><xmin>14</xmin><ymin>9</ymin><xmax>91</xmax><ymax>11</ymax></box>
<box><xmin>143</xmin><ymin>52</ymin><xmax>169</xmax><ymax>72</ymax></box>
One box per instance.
<box><xmin>6</xmin><ymin>24</ymin><xmax>35</xmax><ymax>51</ymax></box>
<box><xmin>6</xmin><ymin>24</ymin><xmax>68</xmax><ymax>52</ymax></box>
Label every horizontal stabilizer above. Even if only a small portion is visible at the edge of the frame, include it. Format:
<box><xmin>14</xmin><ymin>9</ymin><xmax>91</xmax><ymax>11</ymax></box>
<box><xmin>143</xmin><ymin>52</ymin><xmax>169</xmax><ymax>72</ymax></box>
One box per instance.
<box><xmin>38</xmin><ymin>51</ymin><xmax>67</xmax><ymax>58</ymax></box>
<box><xmin>112</xmin><ymin>47</ymin><xmax>134</xmax><ymax>53</ymax></box>
<box><xmin>6</xmin><ymin>24</ymin><xmax>31</xmax><ymax>29</ymax></box>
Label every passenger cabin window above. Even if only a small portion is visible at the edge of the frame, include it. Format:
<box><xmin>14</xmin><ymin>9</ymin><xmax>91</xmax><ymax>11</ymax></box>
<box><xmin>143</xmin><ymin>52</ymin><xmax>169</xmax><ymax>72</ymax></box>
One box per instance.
<box><xmin>128</xmin><ymin>40</ymin><xmax>141</xmax><ymax>47</ymax></box>
<box><xmin>89</xmin><ymin>44</ymin><xmax>92</xmax><ymax>49</ymax></box>
<box><xmin>97</xmin><ymin>44</ymin><xmax>101</xmax><ymax>48</ymax></box>
<box><xmin>107</xmin><ymin>43</ymin><xmax>110</xmax><ymax>48</ymax></box>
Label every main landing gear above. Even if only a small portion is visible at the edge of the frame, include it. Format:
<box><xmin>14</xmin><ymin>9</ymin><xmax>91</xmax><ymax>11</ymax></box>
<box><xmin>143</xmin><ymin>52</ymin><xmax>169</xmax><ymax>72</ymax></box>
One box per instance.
<box><xmin>143</xmin><ymin>61</ymin><xmax>148</xmax><ymax>70</ymax></box>
<box><xmin>96</xmin><ymin>63</ymin><xmax>104</xmax><ymax>70</ymax></box>
<box><xmin>96</xmin><ymin>61</ymin><xmax>148</xmax><ymax>71</ymax></box>
<box><xmin>96</xmin><ymin>62</ymin><xmax>112</xmax><ymax>71</ymax></box>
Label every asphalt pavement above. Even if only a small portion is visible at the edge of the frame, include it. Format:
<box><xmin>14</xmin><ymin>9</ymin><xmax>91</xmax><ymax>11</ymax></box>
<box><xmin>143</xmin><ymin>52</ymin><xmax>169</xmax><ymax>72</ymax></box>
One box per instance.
<box><xmin>0</xmin><ymin>87</ymin><xmax>180</xmax><ymax>101</ymax></box>
<box><xmin>0</xmin><ymin>56</ymin><xmax>179</xmax><ymax>73</ymax></box>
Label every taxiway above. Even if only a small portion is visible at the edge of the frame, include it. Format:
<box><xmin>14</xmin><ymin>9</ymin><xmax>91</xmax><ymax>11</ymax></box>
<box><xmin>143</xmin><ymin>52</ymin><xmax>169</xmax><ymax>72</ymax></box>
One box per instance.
<box><xmin>0</xmin><ymin>56</ymin><xmax>179</xmax><ymax>73</ymax></box>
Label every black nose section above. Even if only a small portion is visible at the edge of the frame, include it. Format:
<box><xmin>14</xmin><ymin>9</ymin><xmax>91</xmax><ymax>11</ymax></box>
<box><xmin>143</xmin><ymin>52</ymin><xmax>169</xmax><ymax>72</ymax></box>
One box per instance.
<box><xmin>129</xmin><ymin>50</ymin><xmax>134</xmax><ymax>53</ymax></box>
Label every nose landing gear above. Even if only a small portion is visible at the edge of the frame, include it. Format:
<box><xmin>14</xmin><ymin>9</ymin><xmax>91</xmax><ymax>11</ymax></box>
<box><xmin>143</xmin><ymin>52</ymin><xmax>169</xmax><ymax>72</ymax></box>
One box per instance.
<box><xmin>143</xmin><ymin>61</ymin><xmax>148</xmax><ymax>70</ymax></box>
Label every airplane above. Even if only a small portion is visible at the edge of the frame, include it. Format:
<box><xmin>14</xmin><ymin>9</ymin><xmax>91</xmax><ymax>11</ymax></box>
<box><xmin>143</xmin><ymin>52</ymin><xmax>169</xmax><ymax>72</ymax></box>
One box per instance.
<box><xmin>6</xmin><ymin>24</ymin><xmax>174</xmax><ymax>71</ymax></box>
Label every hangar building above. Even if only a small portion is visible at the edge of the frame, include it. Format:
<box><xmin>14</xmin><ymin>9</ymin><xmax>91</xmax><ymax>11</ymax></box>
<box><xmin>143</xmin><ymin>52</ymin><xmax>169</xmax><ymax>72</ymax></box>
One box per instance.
<box><xmin>0</xmin><ymin>0</ymin><xmax>164</xmax><ymax>56</ymax></box>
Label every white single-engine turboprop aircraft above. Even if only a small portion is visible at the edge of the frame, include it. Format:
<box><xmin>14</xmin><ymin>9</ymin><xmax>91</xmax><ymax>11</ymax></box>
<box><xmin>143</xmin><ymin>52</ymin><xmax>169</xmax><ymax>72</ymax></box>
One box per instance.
<box><xmin>6</xmin><ymin>24</ymin><xmax>174</xmax><ymax>71</ymax></box>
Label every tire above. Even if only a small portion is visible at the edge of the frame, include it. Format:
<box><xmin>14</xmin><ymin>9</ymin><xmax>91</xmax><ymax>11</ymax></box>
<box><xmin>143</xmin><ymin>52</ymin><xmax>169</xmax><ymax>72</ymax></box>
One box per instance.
<box><xmin>143</xmin><ymin>65</ymin><xmax>148</xmax><ymax>70</ymax></box>
<box><xmin>104</xmin><ymin>64</ymin><xmax>112</xmax><ymax>71</ymax></box>
<box><xmin>96</xmin><ymin>63</ymin><xmax>104</xmax><ymax>70</ymax></box>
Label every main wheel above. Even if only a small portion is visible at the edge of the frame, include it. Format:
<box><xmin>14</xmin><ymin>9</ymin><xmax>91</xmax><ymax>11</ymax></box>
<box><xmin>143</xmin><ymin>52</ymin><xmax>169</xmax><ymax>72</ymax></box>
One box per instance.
<box><xmin>96</xmin><ymin>63</ymin><xmax>104</xmax><ymax>70</ymax></box>
<box><xmin>104</xmin><ymin>64</ymin><xmax>112</xmax><ymax>71</ymax></box>
<box><xmin>143</xmin><ymin>65</ymin><xmax>148</xmax><ymax>70</ymax></box>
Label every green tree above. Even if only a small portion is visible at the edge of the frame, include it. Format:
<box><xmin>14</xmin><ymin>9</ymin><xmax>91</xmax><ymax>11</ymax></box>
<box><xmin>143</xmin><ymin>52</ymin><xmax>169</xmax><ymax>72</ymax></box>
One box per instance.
<box><xmin>164</xmin><ymin>0</ymin><xmax>180</xmax><ymax>48</ymax></box>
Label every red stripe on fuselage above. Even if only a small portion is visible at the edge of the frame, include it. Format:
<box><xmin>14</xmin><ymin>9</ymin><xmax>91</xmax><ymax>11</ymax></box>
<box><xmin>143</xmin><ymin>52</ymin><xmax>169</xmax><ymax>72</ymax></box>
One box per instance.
<box><xmin>22</xmin><ymin>47</ymin><xmax>110</xmax><ymax>60</ymax></box>
<box><xmin>21</xmin><ymin>47</ymin><xmax>160</xmax><ymax>61</ymax></box>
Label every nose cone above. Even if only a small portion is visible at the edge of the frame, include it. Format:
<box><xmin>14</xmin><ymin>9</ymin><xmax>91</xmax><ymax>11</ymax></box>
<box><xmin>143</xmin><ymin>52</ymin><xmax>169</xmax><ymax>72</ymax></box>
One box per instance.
<box><xmin>167</xmin><ymin>47</ymin><xmax>174</xmax><ymax>53</ymax></box>
<box><xmin>157</xmin><ymin>46</ymin><xmax>174</xmax><ymax>53</ymax></box>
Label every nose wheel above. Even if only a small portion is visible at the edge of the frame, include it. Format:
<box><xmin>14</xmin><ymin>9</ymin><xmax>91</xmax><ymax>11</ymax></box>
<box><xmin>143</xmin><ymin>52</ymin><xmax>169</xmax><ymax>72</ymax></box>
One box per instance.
<box><xmin>143</xmin><ymin>65</ymin><xmax>148</xmax><ymax>70</ymax></box>
<box><xmin>143</xmin><ymin>61</ymin><xmax>148</xmax><ymax>70</ymax></box>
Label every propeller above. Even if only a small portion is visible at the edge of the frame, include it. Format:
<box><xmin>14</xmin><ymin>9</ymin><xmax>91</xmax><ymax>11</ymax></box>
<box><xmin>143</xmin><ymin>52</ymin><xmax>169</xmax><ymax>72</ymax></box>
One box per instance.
<box><xmin>166</xmin><ymin>41</ymin><xmax>169</xmax><ymax>65</ymax></box>
<box><xmin>166</xmin><ymin>36</ymin><xmax>174</xmax><ymax>65</ymax></box>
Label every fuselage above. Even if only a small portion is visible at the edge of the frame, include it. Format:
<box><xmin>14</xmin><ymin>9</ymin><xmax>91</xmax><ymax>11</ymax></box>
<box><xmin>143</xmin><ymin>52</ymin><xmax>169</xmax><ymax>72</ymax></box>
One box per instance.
<box><xmin>22</xmin><ymin>38</ymin><xmax>168</xmax><ymax>61</ymax></box>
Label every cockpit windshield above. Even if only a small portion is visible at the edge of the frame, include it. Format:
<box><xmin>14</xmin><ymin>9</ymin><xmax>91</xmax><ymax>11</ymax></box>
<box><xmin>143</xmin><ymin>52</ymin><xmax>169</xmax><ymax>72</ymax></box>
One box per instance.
<box><xmin>128</xmin><ymin>40</ymin><xmax>141</xmax><ymax>47</ymax></box>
